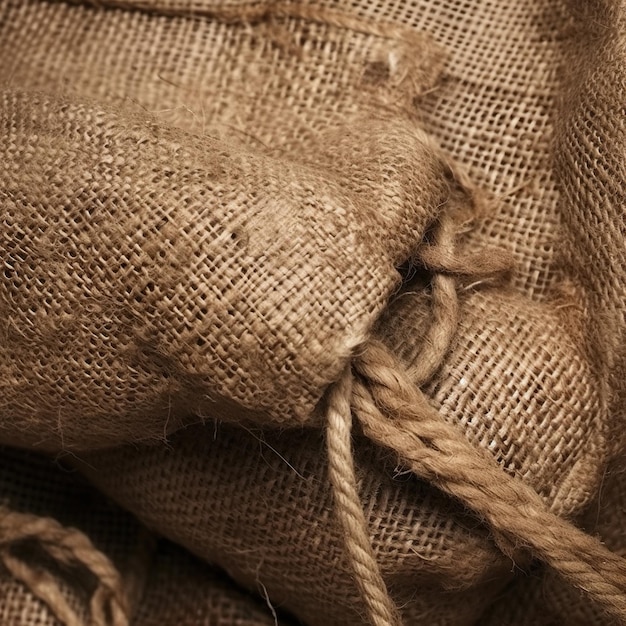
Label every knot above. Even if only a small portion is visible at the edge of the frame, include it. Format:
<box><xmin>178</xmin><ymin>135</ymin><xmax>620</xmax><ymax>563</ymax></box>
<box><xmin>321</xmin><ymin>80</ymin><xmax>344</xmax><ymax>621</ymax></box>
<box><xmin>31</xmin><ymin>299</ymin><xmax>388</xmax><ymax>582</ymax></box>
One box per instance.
<box><xmin>325</xmin><ymin>340</ymin><xmax>626</xmax><ymax>625</ymax></box>
<box><xmin>0</xmin><ymin>508</ymin><xmax>129</xmax><ymax>626</ymax></box>
<box><xmin>402</xmin><ymin>179</ymin><xmax>514</xmax><ymax>389</ymax></box>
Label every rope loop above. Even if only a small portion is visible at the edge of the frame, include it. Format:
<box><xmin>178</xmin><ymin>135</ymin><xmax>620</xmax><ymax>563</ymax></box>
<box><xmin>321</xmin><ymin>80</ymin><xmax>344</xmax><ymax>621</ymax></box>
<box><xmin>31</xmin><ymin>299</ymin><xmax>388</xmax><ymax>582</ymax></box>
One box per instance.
<box><xmin>0</xmin><ymin>507</ymin><xmax>129</xmax><ymax>626</ymax></box>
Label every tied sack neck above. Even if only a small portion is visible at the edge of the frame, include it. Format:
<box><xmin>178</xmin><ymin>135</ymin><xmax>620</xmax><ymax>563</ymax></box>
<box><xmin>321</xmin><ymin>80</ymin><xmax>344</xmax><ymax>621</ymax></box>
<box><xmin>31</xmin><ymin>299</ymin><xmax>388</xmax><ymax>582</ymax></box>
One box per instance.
<box><xmin>324</xmin><ymin>209</ymin><xmax>626</xmax><ymax>626</ymax></box>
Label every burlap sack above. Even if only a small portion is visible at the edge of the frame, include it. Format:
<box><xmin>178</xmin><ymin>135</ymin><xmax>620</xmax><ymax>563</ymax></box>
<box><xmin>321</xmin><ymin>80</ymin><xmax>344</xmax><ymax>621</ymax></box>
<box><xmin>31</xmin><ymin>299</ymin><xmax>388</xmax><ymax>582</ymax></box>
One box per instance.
<box><xmin>477</xmin><ymin>4</ymin><xmax>626</xmax><ymax>622</ymax></box>
<box><xmin>0</xmin><ymin>445</ymin><xmax>291</xmax><ymax>626</ymax></box>
<box><xmin>0</xmin><ymin>0</ymin><xmax>461</xmax><ymax>451</ymax></box>
<box><xmin>1</xmin><ymin>86</ymin><xmax>461</xmax><ymax>449</ymax></box>
<box><xmin>136</xmin><ymin>540</ymin><xmax>297</xmax><ymax>626</ymax></box>
<box><xmin>3</xmin><ymin>0</ymin><xmax>626</xmax><ymax>625</ymax></box>
<box><xmin>555</xmin><ymin>0</ymin><xmax>626</xmax><ymax>455</ymax></box>
<box><xmin>75</xmin><ymin>289</ymin><xmax>606</xmax><ymax>624</ymax></box>
<box><xmin>79</xmin><ymin>421</ymin><xmax>511</xmax><ymax>625</ymax></box>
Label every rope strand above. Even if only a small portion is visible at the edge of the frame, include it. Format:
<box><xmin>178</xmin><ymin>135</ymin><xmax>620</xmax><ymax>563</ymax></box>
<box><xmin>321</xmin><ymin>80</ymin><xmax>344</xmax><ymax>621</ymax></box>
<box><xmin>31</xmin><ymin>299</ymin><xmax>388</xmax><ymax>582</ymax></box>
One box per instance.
<box><xmin>408</xmin><ymin>214</ymin><xmax>459</xmax><ymax>386</ymax></box>
<box><xmin>326</xmin><ymin>365</ymin><xmax>402</xmax><ymax>626</ymax></box>
<box><xmin>352</xmin><ymin>340</ymin><xmax>626</xmax><ymax>624</ymax></box>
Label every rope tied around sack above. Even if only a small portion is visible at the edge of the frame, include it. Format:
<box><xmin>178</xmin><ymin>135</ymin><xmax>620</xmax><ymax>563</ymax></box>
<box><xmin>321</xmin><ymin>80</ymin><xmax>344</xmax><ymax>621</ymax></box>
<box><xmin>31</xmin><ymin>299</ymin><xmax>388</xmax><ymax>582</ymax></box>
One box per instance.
<box><xmin>327</xmin><ymin>346</ymin><xmax>626</xmax><ymax>625</ymax></box>
<box><xmin>325</xmin><ymin>209</ymin><xmax>626</xmax><ymax>626</ymax></box>
<box><xmin>0</xmin><ymin>508</ymin><xmax>129</xmax><ymax>626</ymax></box>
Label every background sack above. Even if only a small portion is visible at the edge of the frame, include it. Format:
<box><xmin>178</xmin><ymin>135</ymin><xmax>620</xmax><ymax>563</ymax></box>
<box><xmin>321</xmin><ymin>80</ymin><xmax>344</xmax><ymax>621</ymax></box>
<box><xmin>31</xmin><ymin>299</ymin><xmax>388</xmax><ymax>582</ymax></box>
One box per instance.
<box><xmin>0</xmin><ymin>446</ymin><xmax>147</xmax><ymax>625</ymax></box>
<box><xmin>77</xmin><ymin>281</ymin><xmax>606</xmax><ymax>625</ymax></box>
<box><xmin>80</xmin><ymin>422</ymin><xmax>510</xmax><ymax>625</ymax></box>
<box><xmin>0</xmin><ymin>445</ymin><xmax>293</xmax><ymax>626</ymax></box>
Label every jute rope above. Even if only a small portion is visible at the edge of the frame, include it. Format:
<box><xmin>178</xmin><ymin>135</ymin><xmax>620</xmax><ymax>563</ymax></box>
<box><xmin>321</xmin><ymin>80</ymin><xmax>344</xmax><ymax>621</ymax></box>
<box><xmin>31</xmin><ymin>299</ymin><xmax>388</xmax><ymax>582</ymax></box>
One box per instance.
<box><xmin>409</xmin><ymin>167</ymin><xmax>512</xmax><ymax>386</ymax></box>
<box><xmin>0</xmin><ymin>508</ymin><xmax>129</xmax><ymax>626</ymax></box>
<box><xmin>326</xmin><ymin>366</ymin><xmax>402</xmax><ymax>626</ymax></box>
<box><xmin>326</xmin><ymin>338</ymin><xmax>626</xmax><ymax>625</ymax></box>
<box><xmin>325</xmin><ymin>192</ymin><xmax>514</xmax><ymax>626</ymax></box>
<box><xmin>407</xmin><ymin>213</ymin><xmax>459</xmax><ymax>387</ymax></box>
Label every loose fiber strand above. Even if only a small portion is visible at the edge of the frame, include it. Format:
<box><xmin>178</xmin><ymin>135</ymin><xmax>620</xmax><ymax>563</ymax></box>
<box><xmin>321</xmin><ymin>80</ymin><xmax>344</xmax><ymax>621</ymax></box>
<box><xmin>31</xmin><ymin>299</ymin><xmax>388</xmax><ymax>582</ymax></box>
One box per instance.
<box><xmin>81</xmin><ymin>1</ymin><xmax>425</xmax><ymax>46</ymax></box>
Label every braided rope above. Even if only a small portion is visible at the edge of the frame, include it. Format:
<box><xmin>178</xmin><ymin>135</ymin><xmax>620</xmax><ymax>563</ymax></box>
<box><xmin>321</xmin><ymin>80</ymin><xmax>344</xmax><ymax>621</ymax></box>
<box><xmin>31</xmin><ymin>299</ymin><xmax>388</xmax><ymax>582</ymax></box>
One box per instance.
<box><xmin>326</xmin><ymin>366</ymin><xmax>401</xmax><ymax>626</ymax></box>
<box><xmin>408</xmin><ymin>214</ymin><xmax>459</xmax><ymax>387</ymax></box>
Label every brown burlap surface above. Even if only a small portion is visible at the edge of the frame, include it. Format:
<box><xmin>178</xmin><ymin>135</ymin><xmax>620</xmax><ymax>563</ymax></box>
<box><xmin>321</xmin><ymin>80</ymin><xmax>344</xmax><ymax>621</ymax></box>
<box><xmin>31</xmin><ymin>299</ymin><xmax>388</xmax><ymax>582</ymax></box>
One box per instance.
<box><xmin>79</xmin><ymin>422</ymin><xmax>510</xmax><ymax>625</ymax></box>
<box><xmin>1</xmin><ymin>0</ymin><xmax>626</xmax><ymax>625</ymax></box>
<box><xmin>0</xmin><ymin>445</ymin><xmax>148</xmax><ymax>625</ymax></box>
<box><xmin>0</xmin><ymin>0</ymin><xmax>460</xmax><ymax>450</ymax></box>
<box><xmin>0</xmin><ymin>85</ymin><xmax>458</xmax><ymax>448</ymax></box>
<box><xmin>555</xmin><ymin>0</ymin><xmax>626</xmax><ymax>456</ymax></box>
<box><xmin>478</xmin><ymin>5</ymin><xmax>626</xmax><ymax>622</ymax></box>
<box><xmin>136</xmin><ymin>540</ymin><xmax>297</xmax><ymax>626</ymax></box>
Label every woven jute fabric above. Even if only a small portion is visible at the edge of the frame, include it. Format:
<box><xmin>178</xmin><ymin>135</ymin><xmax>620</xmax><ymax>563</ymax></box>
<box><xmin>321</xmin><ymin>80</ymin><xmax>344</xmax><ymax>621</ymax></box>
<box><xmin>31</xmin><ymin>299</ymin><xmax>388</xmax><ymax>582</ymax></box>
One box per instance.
<box><xmin>554</xmin><ymin>0</ymin><xmax>626</xmax><ymax>456</ymax></box>
<box><xmin>0</xmin><ymin>0</ymin><xmax>460</xmax><ymax>450</ymax></box>
<box><xmin>1</xmin><ymin>0</ymin><xmax>626</xmax><ymax>625</ymax></box>
<box><xmin>0</xmin><ymin>447</ymin><xmax>285</xmax><ymax>626</ymax></box>
<box><xmin>74</xmin><ymin>293</ymin><xmax>606</xmax><ymax>624</ymax></box>
<box><xmin>0</xmin><ymin>85</ymin><xmax>458</xmax><ymax>448</ymax></box>
<box><xmin>79</xmin><ymin>423</ymin><xmax>511</xmax><ymax>625</ymax></box>
<box><xmin>478</xmin><ymin>453</ymin><xmax>626</xmax><ymax>626</ymax></box>
<box><xmin>135</xmin><ymin>541</ymin><xmax>297</xmax><ymax>626</ymax></box>
<box><xmin>479</xmin><ymin>6</ymin><xmax>626</xmax><ymax>620</ymax></box>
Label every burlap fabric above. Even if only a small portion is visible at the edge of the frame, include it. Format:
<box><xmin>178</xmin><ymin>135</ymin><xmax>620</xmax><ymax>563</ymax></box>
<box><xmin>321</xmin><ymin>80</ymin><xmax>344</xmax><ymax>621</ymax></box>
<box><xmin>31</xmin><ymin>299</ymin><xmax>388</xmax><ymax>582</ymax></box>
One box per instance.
<box><xmin>74</xmin><ymin>292</ymin><xmax>605</xmax><ymax>624</ymax></box>
<box><xmin>135</xmin><ymin>540</ymin><xmax>297</xmax><ymax>626</ymax></box>
<box><xmin>478</xmin><ymin>4</ymin><xmax>626</xmax><ymax>622</ymax></box>
<box><xmin>478</xmin><ymin>454</ymin><xmax>626</xmax><ymax>626</ymax></box>
<box><xmin>80</xmin><ymin>423</ymin><xmax>510</xmax><ymax>625</ymax></box>
<box><xmin>1</xmin><ymin>0</ymin><xmax>626</xmax><ymax>625</ymax></box>
<box><xmin>0</xmin><ymin>0</ymin><xmax>459</xmax><ymax>450</ymax></box>
<box><xmin>0</xmin><ymin>445</ymin><xmax>149</xmax><ymax>625</ymax></box>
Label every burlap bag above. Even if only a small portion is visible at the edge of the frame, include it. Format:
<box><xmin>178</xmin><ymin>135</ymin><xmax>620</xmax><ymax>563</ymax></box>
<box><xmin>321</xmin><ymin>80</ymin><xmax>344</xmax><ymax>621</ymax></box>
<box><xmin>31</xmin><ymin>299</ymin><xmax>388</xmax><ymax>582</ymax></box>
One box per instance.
<box><xmin>79</xmin><ymin>422</ymin><xmax>511</xmax><ymax>625</ymax></box>
<box><xmin>75</xmin><ymin>289</ymin><xmax>606</xmax><ymax>624</ymax></box>
<box><xmin>135</xmin><ymin>540</ymin><xmax>297</xmax><ymax>626</ymax></box>
<box><xmin>477</xmin><ymin>4</ymin><xmax>626</xmax><ymax>622</ymax></box>
<box><xmin>0</xmin><ymin>0</ymin><xmax>459</xmax><ymax>451</ymax></box>
<box><xmin>2</xmin><ymin>0</ymin><xmax>626</xmax><ymax>625</ymax></box>
<box><xmin>1</xmin><ymin>86</ymin><xmax>461</xmax><ymax>449</ymax></box>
